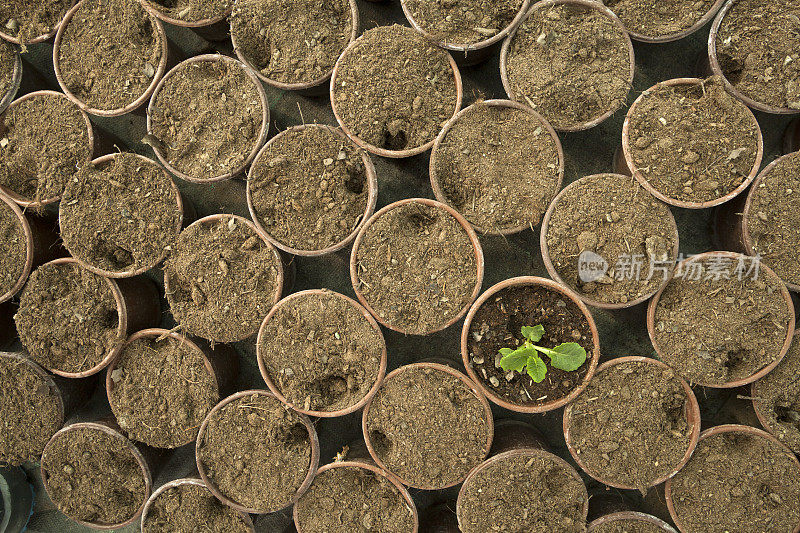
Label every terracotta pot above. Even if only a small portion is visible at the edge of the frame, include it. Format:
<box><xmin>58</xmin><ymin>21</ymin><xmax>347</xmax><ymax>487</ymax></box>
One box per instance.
<box><xmin>0</xmin><ymin>45</ymin><xmax>21</xmax><ymax>113</ymax></box>
<box><xmin>622</xmin><ymin>77</ymin><xmax>764</xmax><ymax>209</ymax></box>
<box><xmin>664</xmin><ymin>424</ymin><xmax>800</xmax><ymax>533</ymax></box>
<box><xmin>0</xmin><ymin>192</ymin><xmax>52</xmax><ymax>303</ymax></box>
<box><xmin>349</xmin><ymin>197</ymin><xmax>485</xmax><ymax>336</ymax></box>
<box><xmin>499</xmin><ymin>0</ymin><xmax>635</xmax><ymax>132</ymax></box>
<box><xmin>141</xmin><ymin>477</ymin><xmax>255</xmax><ymax>533</ymax></box>
<box><xmin>429</xmin><ymin>98</ymin><xmax>565</xmax><ymax>236</ymax></box>
<box><xmin>146</xmin><ymin>54</ymin><xmax>270</xmax><ymax>183</ymax></box>
<box><xmin>0</xmin><ymin>3</ymin><xmax>75</xmax><ymax>45</ymax></box>
<box><xmin>246</xmin><ymin>125</ymin><xmax>378</xmax><ymax>256</ymax></box>
<box><xmin>460</xmin><ymin>276</ymin><xmax>601</xmax><ymax>413</ymax></box>
<box><xmin>256</xmin><ymin>289</ymin><xmax>387</xmax><ymax>418</ymax></box>
<box><xmin>619</xmin><ymin>0</ymin><xmax>724</xmax><ymax>43</ymax></box>
<box><xmin>562</xmin><ymin>356</ymin><xmax>702</xmax><ymax>490</ymax></box>
<box><xmin>0</xmin><ymin>466</ymin><xmax>33</xmax><ymax>533</ymax></box>
<box><xmin>588</xmin><ymin>511</ymin><xmax>678</xmax><ymax>532</ymax></box>
<box><xmin>400</xmin><ymin>0</ymin><xmax>531</xmax><ymax>66</ymax></box>
<box><xmin>195</xmin><ymin>389</ymin><xmax>320</xmax><ymax>515</ymax></box>
<box><xmin>138</xmin><ymin>0</ymin><xmax>232</xmax><ymax>41</ymax></box>
<box><xmin>646</xmin><ymin>251</ymin><xmax>796</xmax><ymax>388</ymax></box>
<box><xmin>361</xmin><ymin>362</ymin><xmax>495</xmax><ymax>490</ymax></box>
<box><xmin>785</xmin><ymin>117</ymin><xmax>800</xmax><ymax>154</ymax></box>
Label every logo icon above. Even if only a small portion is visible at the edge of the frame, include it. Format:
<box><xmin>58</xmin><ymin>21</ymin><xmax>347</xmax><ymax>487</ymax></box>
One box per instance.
<box><xmin>578</xmin><ymin>251</ymin><xmax>609</xmax><ymax>283</ymax></box>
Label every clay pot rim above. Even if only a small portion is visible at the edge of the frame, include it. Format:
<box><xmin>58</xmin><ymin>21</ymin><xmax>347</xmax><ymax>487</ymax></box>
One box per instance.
<box><xmin>59</xmin><ymin>153</ymin><xmax>183</xmax><ymax>279</ymax></box>
<box><xmin>562</xmin><ymin>355</ymin><xmax>702</xmax><ymax>490</ymax></box>
<box><xmin>348</xmin><ymin>197</ymin><xmax>485</xmax><ymax>336</ymax></box>
<box><xmin>664</xmin><ymin>424</ymin><xmax>800</xmax><ymax>533</ymax></box>
<box><xmin>740</xmin><ymin>151</ymin><xmax>800</xmax><ymax>292</ymax></box>
<box><xmin>708</xmin><ymin>0</ymin><xmax>800</xmax><ymax>115</ymax></box>
<box><xmin>231</xmin><ymin>0</ymin><xmax>360</xmax><ymax>91</ymax></box>
<box><xmin>456</xmin><ymin>447</ymin><xmax>589</xmax><ymax>530</ymax></box>
<box><xmin>646</xmin><ymin>250</ymin><xmax>796</xmax><ymax>388</ymax></box>
<box><xmin>0</xmin><ymin>191</ymin><xmax>33</xmax><ymax>303</ymax></box>
<box><xmin>0</xmin><ymin>90</ymin><xmax>95</xmax><ymax>208</ymax></box>
<box><xmin>292</xmin><ymin>459</ymin><xmax>420</xmax><ymax>533</ymax></box>
<box><xmin>429</xmin><ymin>98</ymin><xmax>565</xmax><ymax>236</ymax></box>
<box><xmin>587</xmin><ymin>511</ymin><xmax>677</xmax><ymax>532</ymax></box>
<box><xmin>0</xmin><ymin>3</ymin><xmax>74</xmax><ymax>45</ymax></box>
<box><xmin>40</xmin><ymin>421</ymin><xmax>153</xmax><ymax>530</ymax></box>
<box><xmin>138</xmin><ymin>0</ymin><xmax>232</xmax><ymax>28</ymax></box>
<box><xmin>361</xmin><ymin>361</ymin><xmax>495</xmax><ymax>490</ymax></box>
<box><xmin>52</xmin><ymin>0</ymin><xmax>169</xmax><ymax>117</ymax></box>
<box><xmin>194</xmin><ymin>389</ymin><xmax>321</xmax><ymax>515</ymax></box>
<box><xmin>499</xmin><ymin>0</ymin><xmax>635</xmax><ymax>133</ymax></box>
<box><xmin>621</xmin><ymin>77</ymin><xmax>764</xmax><ymax>209</ymax></box>
<box><xmin>329</xmin><ymin>27</ymin><xmax>464</xmax><ymax>159</ymax></box>
<box><xmin>163</xmin><ymin>213</ymin><xmax>285</xmax><ymax>344</ymax></box>
<box><xmin>246</xmin><ymin>124</ymin><xmax>378</xmax><ymax>257</ymax></box>
<box><xmin>539</xmin><ymin>172</ymin><xmax>680</xmax><ymax>309</ymax></box>
<box><xmin>621</xmin><ymin>0</ymin><xmax>725</xmax><ymax>43</ymax></box>
<box><xmin>256</xmin><ymin>289</ymin><xmax>388</xmax><ymax>418</ymax></box>
<box><xmin>0</xmin><ymin>44</ymin><xmax>21</xmax><ymax>113</ymax></box>
<box><xmin>146</xmin><ymin>54</ymin><xmax>270</xmax><ymax>183</ymax></box>
<box><xmin>460</xmin><ymin>275</ymin><xmax>601</xmax><ymax>413</ymax></box>
<box><xmin>140</xmin><ymin>477</ymin><xmax>255</xmax><ymax>533</ymax></box>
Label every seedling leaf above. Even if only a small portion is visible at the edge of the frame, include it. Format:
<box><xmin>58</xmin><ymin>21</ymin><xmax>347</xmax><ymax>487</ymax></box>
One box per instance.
<box><xmin>499</xmin><ymin>347</ymin><xmax>530</xmax><ymax>373</ymax></box>
<box><xmin>546</xmin><ymin>343</ymin><xmax>587</xmax><ymax>372</ymax></box>
<box><xmin>521</xmin><ymin>324</ymin><xmax>545</xmax><ymax>342</ymax></box>
<box><xmin>527</xmin><ymin>355</ymin><xmax>547</xmax><ymax>382</ymax></box>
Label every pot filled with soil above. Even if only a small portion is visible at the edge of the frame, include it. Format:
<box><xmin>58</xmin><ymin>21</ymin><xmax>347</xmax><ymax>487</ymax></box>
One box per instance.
<box><xmin>601</xmin><ymin>0</ymin><xmax>724</xmax><ymax>43</ymax></box>
<box><xmin>350</xmin><ymin>198</ymin><xmax>483</xmax><ymax>336</ymax></box>
<box><xmin>461</xmin><ymin>276</ymin><xmax>601</xmax><ymax>413</ymax></box>
<box><xmin>147</xmin><ymin>54</ymin><xmax>269</xmax><ymax>183</ymax></box>
<box><xmin>499</xmin><ymin>0</ymin><xmax>634</xmax><ymax>131</ymax></box>
<box><xmin>621</xmin><ymin>77</ymin><xmax>763</xmax><ymax>209</ymax></box>
<box><xmin>106</xmin><ymin>328</ymin><xmax>238</xmax><ymax>449</ymax></box>
<box><xmin>0</xmin><ymin>40</ymin><xmax>20</xmax><ymax>113</ymax></box>
<box><xmin>0</xmin><ymin>1</ymin><xmax>73</xmax><ymax>45</ymax></box>
<box><xmin>587</xmin><ymin>512</ymin><xmax>677</xmax><ymax>533</ymax></box>
<box><xmin>230</xmin><ymin>0</ymin><xmax>358</xmax><ymax>92</ymax></box>
<box><xmin>647</xmin><ymin>251</ymin><xmax>795</xmax><ymax>387</ymax></box>
<box><xmin>164</xmin><ymin>214</ymin><xmax>284</xmax><ymax>344</ymax></box>
<box><xmin>195</xmin><ymin>390</ymin><xmax>320</xmax><ymax>514</ymax></box>
<box><xmin>709</xmin><ymin>0</ymin><xmax>800</xmax><ymax>114</ymax></box>
<box><xmin>400</xmin><ymin>0</ymin><xmax>530</xmax><ymax>65</ymax></box>
<box><xmin>664</xmin><ymin>424</ymin><xmax>800</xmax><ymax>533</ymax></box>
<box><xmin>293</xmin><ymin>459</ymin><xmax>418</xmax><ymax>533</ymax></box>
<box><xmin>0</xmin><ymin>90</ymin><xmax>94</xmax><ymax>208</ymax></box>
<box><xmin>0</xmin><ymin>192</ymin><xmax>32</xmax><ymax>303</ymax></box>
<box><xmin>141</xmin><ymin>477</ymin><xmax>255</xmax><ymax>533</ymax></box>
<box><xmin>429</xmin><ymin>99</ymin><xmax>564</xmax><ymax>236</ymax></box>
<box><xmin>138</xmin><ymin>0</ymin><xmax>232</xmax><ymax>35</ymax></box>
<box><xmin>53</xmin><ymin>0</ymin><xmax>168</xmax><ymax>117</ymax></box>
<box><xmin>257</xmin><ymin>289</ymin><xmax>386</xmax><ymax>417</ymax></box>
<box><xmin>361</xmin><ymin>362</ymin><xmax>494</xmax><ymax>490</ymax></box>
<box><xmin>563</xmin><ymin>356</ymin><xmax>701</xmax><ymax>491</ymax></box>
<box><xmin>330</xmin><ymin>24</ymin><xmax>462</xmax><ymax>158</ymax></box>
<box><xmin>247</xmin><ymin>124</ymin><xmax>377</xmax><ymax>256</ymax></box>
<box><xmin>14</xmin><ymin>257</ymin><xmax>161</xmax><ymax>378</ymax></box>
<box><xmin>59</xmin><ymin>153</ymin><xmax>183</xmax><ymax>278</ymax></box>
<box><xmin>541</xmin><ymin>173</ymin><xmax>679</xmax><ymax>309</ymax></box>
<box><xmin>40</xmin><ymin>420</ymin><xmax>159</xmax><ymax>529</ymax></box>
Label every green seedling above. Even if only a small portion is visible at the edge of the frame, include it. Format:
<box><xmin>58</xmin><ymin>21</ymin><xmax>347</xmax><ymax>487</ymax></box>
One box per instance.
<box><xmin>499</xmin><ymin>325</ymin><xmax>587</xmax><ymax>383</ymax></box>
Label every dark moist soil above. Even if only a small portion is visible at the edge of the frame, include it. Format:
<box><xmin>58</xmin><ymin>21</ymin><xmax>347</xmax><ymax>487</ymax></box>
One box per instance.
<box><xmin>108</xmin><ymin>334</ymin><xmax>219</xmax><ymax>449</ymax></box>
<box><xmin>568</xmin><ymin>360</ymin><xmax>694</xmax><ymax>489</ymax></box>
<box><xmin>506</xmin><ymin>4</ymin><xmax>631</xmax><ymax>130</ymax></box>
<box><xmin>249</xmin><ymin>126</ymin><xmax>369</xmax><ymax>252</ymax></box>
<box><xmin>258</xmin><ymin>291</ymin><xmax>383</xmax><ymax>413</ymax></box>
<box><xmin>545</xmin><ymin>173</ymin><xmax>677</xmax><ymax>305</ymax></box>
<box><xmin>745</xmin><ymin>151</ymin><xmax>800</xmax><ymax>288</ymax></box>
<box><xmin>601</xmin><ymin>0</ymin><xmax>716</xmax><ymax>38</ymax></box>
<box><xmin>231</xmin><ymin>0</ymin><xmax>352</xmax><ymax>85</ymax></box>
<box><xmin>57</xmin><ymin>0</ymin><xmax>163</xmax><ymax>111</ymax></box>
<box><xmin>0</xmin><ymin>356</ymin><xmax>61</xmax><ymax>465</ymax></box>
<box><xmin>628</xmin><ymin>77</ymin><xmax>760</xmax><ymax>204</ymax></box>
<box><xmin>404</xmin><ymin>0</ymin><xmax>524</xmax><ymax>45</ymax></box>
<box><xmin>458</xmin><ymin>451</ymin><xmax>586</xmax><ymax>533</ymax></box>
<box><xmin>669</xmin><ymin>430</ymin><xmax>800</xmax><ymax>532</ymax></box>
<box><xmin>142</xmin><ymin>482</ymin><xmax>251</xmax><ymax>533</ymax></box>
<box><xmin>294</xmin><ymin>465</ymin><xmax>416</xmax><ymax>533</ymax></box>
<box><xmin>592</xmin><ymin>520</ymin><xmax>665</xmax><ymax>533</ymax></box>
<box><xmin>197</xmin><ymin>392</ymin><xmax>312</xmax><ymax>512</ymax></box>
<box><xmin>0</xmin><ymin>40</ymin><xmax>14</xmax><ymax>96</ymax></box>
<box><xmin>41</xmin><ymin>426</ymin><xmax>148</xmax><ymax>525</ymax></box>
<box><xmin>148</xmin><ymin>58</ymin><xmax>264</xmax><ymax>180</ymax></box>
<box><xmin>715</xmin><ymin>0</ymin><xmax>800</xmax><ymax>110</ymax></box>
<box><xmin>143</xmin><ymin>0</ymin><xmax>231</xmax><ymax>23</ymax></box>
<box><xmin>60</xmin><ymin>153</ymin><xmax>180</xmax><ymax>275</ymax></box>
<box><xmin>652</xmin><ymin>255</ymin><xmax>792</xmax><ymax>386</ymax></box>
<box><xmin>434</xmin><ymin>102</ymin><xmax>561</xmax><ymax>233</ymax></box>
<box><xmin>752</xmin><ymin>334</ymin><xmax>800</xmax><ymax>455</ymax></box>
<box><xmin>15</xmin><ymin>262</ymin><xmax>122</xmax><ymax>374</ymax></box>
<box><xmin>0</xmin><ymin>199</ymin><xmax>24</xmax><ymax>297</ymax></box>
<box><xmin>364</xmin><ymin>365</ymin><xmax>490</xmax><ymax>488</ymax></box>
<box><xmin>466</xmin><ymin>284</ymin><xmax>594</xmax><ymax>407</ymax></box>
<box><xmin>354</xmin><ymin>200</ymin><xmax>478</xmax><ymax>335</ymax></box>
<box><xmin>332</xmin><ymin>24</ymin><xmax>459</xmax><ymax>152</ymax></box>
<box><xmin>0</xmin><ymin>0</ymin><xmax>73</xmax><ymax>44</ymax></box>
<box><xmin>0</xmin><ymin>92</ymin><xmax>91</xmax><ymax>204</ymax></box>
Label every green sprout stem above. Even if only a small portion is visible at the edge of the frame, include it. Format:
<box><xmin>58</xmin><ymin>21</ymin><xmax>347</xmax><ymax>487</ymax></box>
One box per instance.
<box><xmin>498</xmin><ymin>324</ymin><xmax>587</xmax><ymax>383</ymax></box>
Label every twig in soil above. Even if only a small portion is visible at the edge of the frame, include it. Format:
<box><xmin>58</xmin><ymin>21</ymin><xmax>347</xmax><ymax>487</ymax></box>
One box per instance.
<box><xmin>737</xmin><ymin>395</ymin><xmax>767</xmax><ymax>402</ymax></box>
<box><xmin>156</xmin><ymin>324</ymin><xmax>183</xmax><ymax>341</ymax></box>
